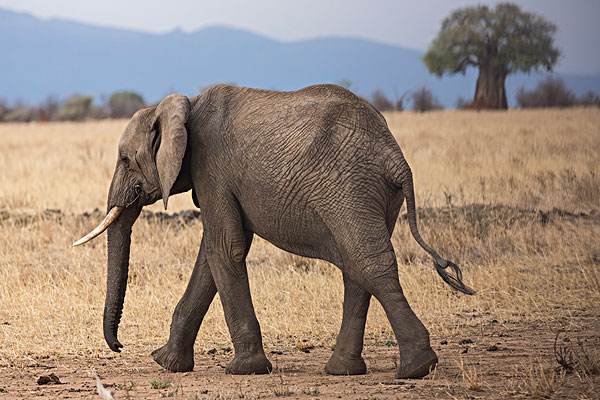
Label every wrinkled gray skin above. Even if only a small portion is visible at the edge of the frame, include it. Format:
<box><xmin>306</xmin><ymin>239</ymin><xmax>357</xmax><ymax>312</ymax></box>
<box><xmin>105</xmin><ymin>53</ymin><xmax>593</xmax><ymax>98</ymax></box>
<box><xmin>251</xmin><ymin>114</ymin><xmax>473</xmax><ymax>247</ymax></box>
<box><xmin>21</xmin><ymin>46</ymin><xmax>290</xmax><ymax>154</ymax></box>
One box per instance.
<box><xmin>99</xmin><ymin>84</ymin><xmax>473</xmax><ymax>379</ymax></box>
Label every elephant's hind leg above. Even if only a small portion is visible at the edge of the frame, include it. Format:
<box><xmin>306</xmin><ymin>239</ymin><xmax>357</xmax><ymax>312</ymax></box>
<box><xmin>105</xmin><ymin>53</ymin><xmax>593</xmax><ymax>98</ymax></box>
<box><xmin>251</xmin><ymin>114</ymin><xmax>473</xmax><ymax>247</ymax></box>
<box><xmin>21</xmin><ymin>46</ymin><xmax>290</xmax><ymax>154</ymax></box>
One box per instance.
<box><xmin>152</xmin><ymin>238</ymin><xmax>217</xmax><ymax>372</ymax></box>
<box><xmin>325</xmin><ymin>272</ymin><xmax>370</xmax><ymax>375</ymax></box>
<box><xmin>359</xmin><ymin>248</ymin><xmax>437</xmax><ymax>378</ymax></box>
<box><xmin>336</xmin><ymin>223</ymin><xmax>437</xmax><ymax>379</ymax></box>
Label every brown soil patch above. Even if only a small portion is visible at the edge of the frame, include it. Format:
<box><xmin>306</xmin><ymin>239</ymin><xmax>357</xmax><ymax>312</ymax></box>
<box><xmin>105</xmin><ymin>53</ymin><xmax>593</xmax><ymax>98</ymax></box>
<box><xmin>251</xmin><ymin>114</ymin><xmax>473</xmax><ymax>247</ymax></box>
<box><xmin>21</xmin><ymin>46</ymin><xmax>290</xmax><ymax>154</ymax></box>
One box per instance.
<box><xmin>2</xmin><ymin>319</ymin><xmax>598</xmax><ymax>399</ymax></box>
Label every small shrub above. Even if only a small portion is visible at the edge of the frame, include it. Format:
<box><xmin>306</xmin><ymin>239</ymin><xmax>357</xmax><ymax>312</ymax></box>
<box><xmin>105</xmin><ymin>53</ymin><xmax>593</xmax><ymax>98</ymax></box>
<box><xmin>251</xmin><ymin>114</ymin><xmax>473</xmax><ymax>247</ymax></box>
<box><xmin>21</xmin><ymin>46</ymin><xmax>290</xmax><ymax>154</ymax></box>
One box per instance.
<box><xmin>36</xmin><ymin>96</ymin><xmax>60</xmax><ymax>121</ymax></box>
<box><xmin>577</xmin><ymin>91</ymin><xmax>600</xmax><ymax>107</ymax></box>
<box><xmin>411</xmin><ymin>86</ymin><xmax>443</xmax><ymax>112</ymax></box>
<box><xmin>273</xmin><ymin>387</ymin><xmax>293</xmax><ymax>397</ymax></box>
<box><xmin>456</xmin><ymin>97</ymin><xmax>472</xmax><ymax>109</ymax></box>
<box><xmin>114</xmin><ymin>381</ymin><xmax>135</xmax><ymax>391</ymax></box>
<box><xmin>3</xmin><ymin>106</ymin><xmax>36</xmax><ymax>122</ymax></box>
<box><xmin>517</xmin><ymin>77</ymin><xmax>576</xmax><ymax>108</ymax></box>
<box><xmin>273</xmin><ymin>374</ymin><xmax>293</xmax><ymax>397</ymax></box>
<box><xmin>519</xmin><ymin>362</ymin><xmax>564</xmax><ymax>399</ymax></box>
<box><xmin>273</xmin><ymin>374</ymin><xmax>294</xmax><ymax>397</ymax></box>
<box><xmin>575</xmin><ymin>343</ymin><xmax>600</xmax><ymax>376</ymax></box>
<box><xmin>457</xmin><ymin>358</ymin><xmax>484</xmax><ymax>392</ymax></box>
<box><xmin>108</xmin><ymin>90</ymin><xmax>145</xmax><ymax>118</ymax></box>
<box><xmin>394</xmin><ymin>97</ymin><xmax>405</xmax><ymax>111</ymax></box>
<box><xmin>150</xmin><ymin>378</ymin><xmax>172</xmax><ymax>389</ymax></box>
<box><xmin>554</xmin><ymin>332</ymin><xmax>600</xmax><ymax>376</ymax></box>
<box><xmin>57</xmin><ymin>95</ymin><xmax>93</xmax><ymax>121</ymax></box>
<box><xmin>0</xmin><ymin>98</ymin><xmax>7</xmax><ymax>121</ymax></box>
<box><xmin>371</xmin><ymin>89</ymin><xmax>394</xmax><ymax>112</ymax></box>
<box><xmin>303</xmin><ymin>387</ymin><xmax>320</xmax><ymax>396</ymax></box>
<box><xmin>87</xmin><ymin>104</ymin><xmax>110</xmax><ymax>120</ymax></box>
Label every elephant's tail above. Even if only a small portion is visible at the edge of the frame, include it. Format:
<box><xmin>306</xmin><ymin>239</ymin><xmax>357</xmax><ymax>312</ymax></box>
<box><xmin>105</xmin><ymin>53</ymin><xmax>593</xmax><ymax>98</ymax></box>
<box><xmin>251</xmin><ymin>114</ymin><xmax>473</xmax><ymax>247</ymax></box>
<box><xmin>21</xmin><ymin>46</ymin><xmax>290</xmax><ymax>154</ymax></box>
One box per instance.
<box><xmin>385</xmin><ymin>150</ymin><xmax>476</xmax><ymax>295</ymax></box>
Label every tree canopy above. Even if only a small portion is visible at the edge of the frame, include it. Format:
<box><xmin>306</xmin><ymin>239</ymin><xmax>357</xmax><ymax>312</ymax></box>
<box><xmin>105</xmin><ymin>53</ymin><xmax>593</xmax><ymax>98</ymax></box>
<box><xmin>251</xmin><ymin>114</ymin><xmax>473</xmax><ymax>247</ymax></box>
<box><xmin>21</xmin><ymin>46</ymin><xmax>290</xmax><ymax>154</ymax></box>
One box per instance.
<box><xmin>423</xmin><ymin>3</ymin><xmax>560</xmax><ymax>109</ymax></box>
<box><xmin>424</xmin><ymin>3</ymin><xmax>559</xmax><ymax>76</ymax></box>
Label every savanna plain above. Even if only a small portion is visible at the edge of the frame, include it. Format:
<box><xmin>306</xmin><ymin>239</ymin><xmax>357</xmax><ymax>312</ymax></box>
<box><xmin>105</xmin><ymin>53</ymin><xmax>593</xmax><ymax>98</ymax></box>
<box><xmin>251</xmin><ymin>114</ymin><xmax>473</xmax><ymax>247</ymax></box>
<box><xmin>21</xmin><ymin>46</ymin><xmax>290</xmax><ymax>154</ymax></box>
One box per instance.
<box><xmin>0</xmin><ymin>108</ymin><xmax>599</xmax><ymax>399</ymax></box>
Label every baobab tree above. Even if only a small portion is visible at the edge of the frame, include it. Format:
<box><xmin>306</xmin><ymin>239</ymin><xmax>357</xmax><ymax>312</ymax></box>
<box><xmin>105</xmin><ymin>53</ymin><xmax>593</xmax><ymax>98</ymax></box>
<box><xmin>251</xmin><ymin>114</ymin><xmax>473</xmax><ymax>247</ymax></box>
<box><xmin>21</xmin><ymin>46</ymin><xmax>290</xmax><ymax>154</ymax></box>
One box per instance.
<box><xmin>424</xmin><ymin>3</ymin><xmax>560</xmax><ymax>109</ymax></box>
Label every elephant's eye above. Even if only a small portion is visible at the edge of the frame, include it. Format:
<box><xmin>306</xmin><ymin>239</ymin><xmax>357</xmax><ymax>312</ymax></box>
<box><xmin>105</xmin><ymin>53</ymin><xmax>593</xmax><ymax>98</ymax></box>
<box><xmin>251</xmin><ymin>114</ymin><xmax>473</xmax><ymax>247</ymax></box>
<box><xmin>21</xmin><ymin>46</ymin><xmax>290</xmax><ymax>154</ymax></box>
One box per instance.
<box><xmin>120</xmin><ymin>155</ymin><xmax>129</xmax><ymax>164</ymax></box>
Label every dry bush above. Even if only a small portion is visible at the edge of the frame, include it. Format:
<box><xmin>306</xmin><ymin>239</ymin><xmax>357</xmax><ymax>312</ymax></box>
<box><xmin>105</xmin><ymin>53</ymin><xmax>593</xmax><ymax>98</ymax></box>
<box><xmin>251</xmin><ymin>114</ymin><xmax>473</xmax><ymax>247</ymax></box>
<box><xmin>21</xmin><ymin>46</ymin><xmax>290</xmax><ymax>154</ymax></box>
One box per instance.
<box><xmin>517</xmin><ymin>77</ymin><xmax>600</xmax><ymax>109</ymax></box>
<box><xmin>371</xmin><ymin>89</ymin><xmax>395</xmax><ymax>112</ymax></box>
<box><xmin>2</xmin><ymin>105</ymin><xmax>37</xmax><ymax>122</ymax></box>
<box><xmin>0</xmin><ymin>98</ymin><xmax>8</xmax><ymax>120</ymax></box>
<box><xmin>578</xmin><ymin>91</ymin><xmax>600</xmax><ymax>107</ymax></box>
<box><xmin>455</xmin><ymin>97</ymin><xmax>471</xmax><ymax>109</ymax></box>
<box><xmin>108</xmin><ymin>91</ymin><xmax>146</xmax><ymax>118</ymax></box>
<box><xmin>456</xmin><ymin>357</ymin><xmax>484</xmax><ymax>392</ymax></box>
<box><xmin>411</xmin><ymin>86</ymin><xmax>443</xmax><ymax>112</ymax></box>
<box><xmin>519</xmin><ymin>361</ymin><xmax>565</xmax><ymax>399</ymax></box>
<box><xmin>554</xmin><ymin>332</ymin><xmax>600</xmax><ymax>377</ymax></box>
<box><xmin>517</xmin><ymin>77</ymin><xmax>576</xmax><ymax>108</ymax></box>
<box><xmin>57</xmin><ymin>95</ymin><xmax>94</xmax><ymax>121</ymax></box>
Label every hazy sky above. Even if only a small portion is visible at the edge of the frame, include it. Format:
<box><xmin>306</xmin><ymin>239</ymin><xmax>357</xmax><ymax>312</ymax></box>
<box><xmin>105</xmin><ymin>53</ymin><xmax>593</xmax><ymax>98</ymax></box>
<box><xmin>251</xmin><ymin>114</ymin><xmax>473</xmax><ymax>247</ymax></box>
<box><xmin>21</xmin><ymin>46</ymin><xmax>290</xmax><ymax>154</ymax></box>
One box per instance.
<box><xmin>2</xmin><ymin>0</ymin><xmax>599</xmax><ymax>75</ymax></box>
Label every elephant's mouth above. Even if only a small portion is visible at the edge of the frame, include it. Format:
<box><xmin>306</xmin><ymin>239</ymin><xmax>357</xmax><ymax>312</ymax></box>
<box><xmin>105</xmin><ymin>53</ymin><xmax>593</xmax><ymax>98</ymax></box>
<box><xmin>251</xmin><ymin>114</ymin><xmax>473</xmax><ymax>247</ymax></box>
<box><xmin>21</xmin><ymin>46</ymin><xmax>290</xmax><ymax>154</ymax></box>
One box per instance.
<box><xmin>124</xmin><ymin>182</ymin><xmax>163</xmax><ymax>209</ymax></box>
<box><xmin>124</xmin><ymin>185</ymin><xmax>142</xmax><ymax>208</ymax></box>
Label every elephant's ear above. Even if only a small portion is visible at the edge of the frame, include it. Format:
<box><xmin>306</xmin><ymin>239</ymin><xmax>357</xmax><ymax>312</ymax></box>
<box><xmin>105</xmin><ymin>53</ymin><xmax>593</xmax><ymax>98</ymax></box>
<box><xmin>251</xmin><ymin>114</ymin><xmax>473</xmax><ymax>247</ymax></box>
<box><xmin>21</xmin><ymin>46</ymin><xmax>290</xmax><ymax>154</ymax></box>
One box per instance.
<box><xmin>153</xmin><ymin>94</ymin><xmax>190</xmax><ymax>209</ymax></box>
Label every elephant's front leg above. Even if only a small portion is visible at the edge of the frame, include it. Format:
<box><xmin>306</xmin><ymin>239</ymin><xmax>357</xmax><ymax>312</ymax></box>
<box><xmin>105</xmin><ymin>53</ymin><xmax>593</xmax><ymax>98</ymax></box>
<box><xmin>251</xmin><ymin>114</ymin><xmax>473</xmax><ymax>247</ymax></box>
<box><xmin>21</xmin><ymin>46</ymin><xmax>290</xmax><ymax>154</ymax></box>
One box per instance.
<box><xmin>152</xmin><ymin>238</ymin><xmax>217</xmax><ymax>372</ymax></box>
<box><xmin>205</xmin><ymin>206</ymin><xmax>272</xmax><ymax>375</ymax></box>
<box><xmin>325</xmin><ymin>272</ymin><xmax>371</xmax><ymax>375</ymax></box>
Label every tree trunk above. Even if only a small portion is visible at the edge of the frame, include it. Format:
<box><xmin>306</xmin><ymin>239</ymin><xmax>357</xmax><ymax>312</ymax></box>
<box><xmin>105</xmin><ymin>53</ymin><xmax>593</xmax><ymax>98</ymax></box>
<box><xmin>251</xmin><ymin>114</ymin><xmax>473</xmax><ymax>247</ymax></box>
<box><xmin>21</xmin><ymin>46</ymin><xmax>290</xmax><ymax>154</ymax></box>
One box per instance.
<box><xmin>472</xmin><ymin>62</ymin><xmax>508</xmax><ymax>110</ymax></box>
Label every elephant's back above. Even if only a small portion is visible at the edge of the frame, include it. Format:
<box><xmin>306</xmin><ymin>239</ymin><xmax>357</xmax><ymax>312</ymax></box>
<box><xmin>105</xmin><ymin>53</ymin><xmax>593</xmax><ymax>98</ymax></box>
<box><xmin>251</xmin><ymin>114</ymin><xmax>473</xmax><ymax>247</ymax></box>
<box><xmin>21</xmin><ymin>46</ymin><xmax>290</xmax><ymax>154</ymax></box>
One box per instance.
<box><xmin>195</xmin><ymin>83</ymin><xmax>399</xmax><ymax>203</ymax></box>
<box><xmin>218</xmin><ymin>86</ymin><xmax>400</xmax><ymax>257</ymax></box>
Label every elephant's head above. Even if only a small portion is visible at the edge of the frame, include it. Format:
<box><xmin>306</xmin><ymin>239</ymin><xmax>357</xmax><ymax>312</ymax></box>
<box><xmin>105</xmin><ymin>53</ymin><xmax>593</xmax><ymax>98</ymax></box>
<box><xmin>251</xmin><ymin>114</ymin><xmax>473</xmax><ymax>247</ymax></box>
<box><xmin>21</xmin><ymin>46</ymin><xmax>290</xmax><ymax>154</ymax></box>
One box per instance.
<box><xmin>73</xmin><ymin>94</ymin><xmax>191</xmax><ymax>352</ymax></box>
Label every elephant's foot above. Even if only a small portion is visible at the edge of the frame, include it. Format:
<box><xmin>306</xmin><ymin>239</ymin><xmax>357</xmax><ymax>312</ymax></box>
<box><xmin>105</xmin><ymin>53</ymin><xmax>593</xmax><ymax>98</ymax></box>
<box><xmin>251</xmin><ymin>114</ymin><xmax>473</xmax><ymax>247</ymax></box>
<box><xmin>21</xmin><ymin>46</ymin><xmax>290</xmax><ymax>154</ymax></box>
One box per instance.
<box><xmin>151</xmin><ymin>343</ymin><xmax>194</xmax><ymax>373</ymax></box>
<box><xmin>325</xmin><ymin>352</ymin><xmax>367</xmax><ymax>375</ymax></box>
<box><xmin>395</xmin><ymin>346</ymin><xmax>438</xmax><ymax>379</ymax></box>
<box><xmin>225</xmin><ymin>352</ymin><xmax>272</xmax><ymax>375</ymax></box>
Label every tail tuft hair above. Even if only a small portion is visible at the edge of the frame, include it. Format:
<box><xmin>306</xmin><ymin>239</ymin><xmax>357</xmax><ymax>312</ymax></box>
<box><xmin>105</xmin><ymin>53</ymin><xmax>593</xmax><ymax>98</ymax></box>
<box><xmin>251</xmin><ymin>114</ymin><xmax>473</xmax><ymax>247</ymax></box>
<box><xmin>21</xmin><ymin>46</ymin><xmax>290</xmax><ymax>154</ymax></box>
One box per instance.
<box><xmin>434</xmin><ymin>259</ymin><xmax>476</xmax><ymax>295</ymax></box>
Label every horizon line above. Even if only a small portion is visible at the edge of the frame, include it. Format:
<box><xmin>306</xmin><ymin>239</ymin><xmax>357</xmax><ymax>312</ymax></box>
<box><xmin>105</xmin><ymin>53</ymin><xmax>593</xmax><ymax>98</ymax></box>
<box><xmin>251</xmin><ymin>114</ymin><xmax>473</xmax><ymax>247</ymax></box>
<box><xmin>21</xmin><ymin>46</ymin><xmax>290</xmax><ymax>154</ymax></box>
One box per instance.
<box><xmin>0</xmin><ymin>5</ymin><xmax>426</xmax><ymax>53</ymax></box>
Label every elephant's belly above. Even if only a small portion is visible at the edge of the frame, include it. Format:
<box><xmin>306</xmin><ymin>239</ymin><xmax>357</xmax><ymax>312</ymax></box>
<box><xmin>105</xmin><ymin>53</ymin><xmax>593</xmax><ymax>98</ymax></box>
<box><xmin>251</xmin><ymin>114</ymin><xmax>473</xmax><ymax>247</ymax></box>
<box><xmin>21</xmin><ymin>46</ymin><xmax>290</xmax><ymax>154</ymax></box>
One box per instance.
<box><xmin>241</xmin><ymin>200</ymin><xmax>342</xmax><ymax>266</ymax></box>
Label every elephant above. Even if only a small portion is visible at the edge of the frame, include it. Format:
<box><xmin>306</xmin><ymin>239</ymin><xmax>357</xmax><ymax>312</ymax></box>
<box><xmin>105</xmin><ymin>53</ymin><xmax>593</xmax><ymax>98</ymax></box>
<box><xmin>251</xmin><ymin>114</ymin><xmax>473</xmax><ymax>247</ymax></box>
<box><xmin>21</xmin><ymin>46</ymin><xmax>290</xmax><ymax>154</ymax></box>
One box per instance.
<box><xmin>74</xmin><ymin>83</ymin><xmax>474</xmax><ymax>379</ymax></box>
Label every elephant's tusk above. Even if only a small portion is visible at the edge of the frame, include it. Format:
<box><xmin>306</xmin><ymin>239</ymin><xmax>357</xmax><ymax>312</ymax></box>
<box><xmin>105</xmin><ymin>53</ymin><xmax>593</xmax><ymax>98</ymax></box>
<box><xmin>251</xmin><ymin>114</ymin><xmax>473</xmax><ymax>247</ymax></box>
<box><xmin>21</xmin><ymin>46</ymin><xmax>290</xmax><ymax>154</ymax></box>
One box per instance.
<box><xmin>72</xmin><ymin>207</ymin><xmax>124</xmax><ymax>247</ymax></box>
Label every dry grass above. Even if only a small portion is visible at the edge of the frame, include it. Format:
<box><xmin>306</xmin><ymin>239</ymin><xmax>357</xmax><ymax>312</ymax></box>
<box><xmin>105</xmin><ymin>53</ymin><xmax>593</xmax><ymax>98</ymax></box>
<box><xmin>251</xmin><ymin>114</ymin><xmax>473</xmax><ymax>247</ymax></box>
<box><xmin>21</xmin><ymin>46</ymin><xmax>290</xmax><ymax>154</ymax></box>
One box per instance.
<box><xmin>519</xmin><ymin>361</ymin><xmax>565</xmax><ymax>399</ymax></box>
<box><xmin>0</xmin><ymin>108</ymin><xmax>599</xmax><ymax>398</ymax></box>
<box><xmin>456</xmin><ymin>357</ymin><xmax>484</xmax><ymax>392</ymax></box>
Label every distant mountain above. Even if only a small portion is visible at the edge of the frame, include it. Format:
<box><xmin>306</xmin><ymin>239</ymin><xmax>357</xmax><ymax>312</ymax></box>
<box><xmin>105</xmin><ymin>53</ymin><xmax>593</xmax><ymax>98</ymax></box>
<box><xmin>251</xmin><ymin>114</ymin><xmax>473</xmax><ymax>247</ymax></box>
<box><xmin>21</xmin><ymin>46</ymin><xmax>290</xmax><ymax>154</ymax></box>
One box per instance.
<box><xmin>2</xmin><ymin>7</ymin><xmax>599</xmax><ymax>107</ymax></box>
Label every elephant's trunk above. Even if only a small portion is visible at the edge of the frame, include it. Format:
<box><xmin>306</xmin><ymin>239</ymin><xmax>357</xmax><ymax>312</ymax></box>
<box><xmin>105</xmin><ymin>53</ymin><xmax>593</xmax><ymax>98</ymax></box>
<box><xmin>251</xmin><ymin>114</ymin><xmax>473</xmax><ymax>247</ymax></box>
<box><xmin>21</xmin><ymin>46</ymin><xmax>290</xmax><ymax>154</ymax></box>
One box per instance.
<box><xmin>103</xmin><ymin>206</ymin><xmax>141</xmax><ymax>352</ymax></box>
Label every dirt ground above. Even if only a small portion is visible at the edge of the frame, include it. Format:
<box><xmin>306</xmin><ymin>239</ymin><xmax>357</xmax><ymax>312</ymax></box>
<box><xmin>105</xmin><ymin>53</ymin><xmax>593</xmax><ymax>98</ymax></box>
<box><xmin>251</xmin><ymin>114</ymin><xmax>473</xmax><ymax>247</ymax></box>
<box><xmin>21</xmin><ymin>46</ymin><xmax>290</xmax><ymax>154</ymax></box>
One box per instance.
<box><xmin>2</xmin><ymin>318</ymin><xmax>598</xmax><ymax>399</ymax></box>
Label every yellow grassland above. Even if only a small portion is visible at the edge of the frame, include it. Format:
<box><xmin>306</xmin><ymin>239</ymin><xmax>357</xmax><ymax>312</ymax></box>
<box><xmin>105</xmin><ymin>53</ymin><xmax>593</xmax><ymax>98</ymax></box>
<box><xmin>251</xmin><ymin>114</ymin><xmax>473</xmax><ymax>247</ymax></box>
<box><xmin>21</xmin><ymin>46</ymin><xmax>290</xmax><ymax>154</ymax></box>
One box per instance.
<box><xmin>0</xmin><ymin>109</ymin><xmax>598</xmax><ymax>396</ymax></box>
